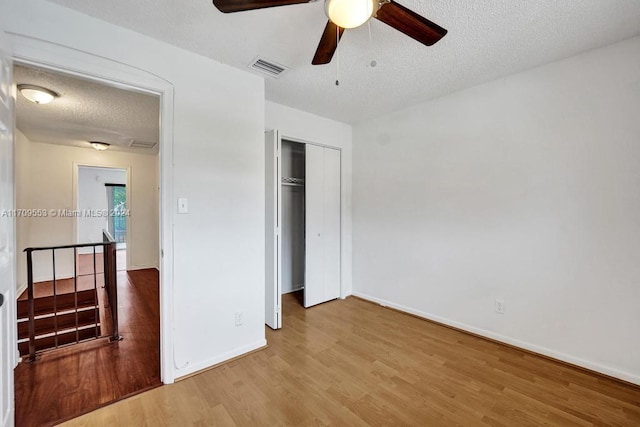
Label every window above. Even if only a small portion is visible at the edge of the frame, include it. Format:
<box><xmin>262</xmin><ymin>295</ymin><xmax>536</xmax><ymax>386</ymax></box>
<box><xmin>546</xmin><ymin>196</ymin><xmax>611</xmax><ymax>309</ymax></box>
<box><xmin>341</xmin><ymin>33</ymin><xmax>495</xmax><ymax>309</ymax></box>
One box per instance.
<box><xmin>106</xmin><ymin>184</ymin><xmax>126</xmax><ymax>243</ymax></box>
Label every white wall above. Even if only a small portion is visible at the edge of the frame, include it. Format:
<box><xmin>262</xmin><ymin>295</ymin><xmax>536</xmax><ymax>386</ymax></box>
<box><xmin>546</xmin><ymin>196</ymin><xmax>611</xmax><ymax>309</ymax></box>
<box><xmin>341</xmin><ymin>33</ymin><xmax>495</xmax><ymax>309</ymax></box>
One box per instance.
<box><xmin>352</xmin><ymin>36</ymin><xmax>640</xmax><ymax>384</ymax></box>
<box><xmin>266</xmin><ymin>101</ymin><xmax>353</xmax><ymax>296</ymax></box>
<box><xmin>77</xmin><ymin>166</ymin><xmax>127</xmax><ymax>253</ymax></box>
<box><xmin>3</xmin><ymin>0</ymin><xmax>266</xmax><ymax>379</ymax></box>
<box><xmin>15</xmin><ymin>131</ymin><xmax>157</xmax><ymax>285</ymax></box>
<box><xmin>15</xmin><ymin>130</ymin><xmax>30</xmax><ymax>291</ymax></box>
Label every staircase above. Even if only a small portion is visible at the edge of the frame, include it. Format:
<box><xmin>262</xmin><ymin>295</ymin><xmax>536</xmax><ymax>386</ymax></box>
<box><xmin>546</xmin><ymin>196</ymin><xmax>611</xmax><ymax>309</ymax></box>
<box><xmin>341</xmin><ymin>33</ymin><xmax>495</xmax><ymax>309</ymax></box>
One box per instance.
<box><xmin>17</xmin><ymin>288</ymin><xmax>101</xmax><ymax>355</ymax></box>
<box><xmin>20</xmin><ymin>230</ymin><xmax>120</xmax><ymax>361</ymax></box>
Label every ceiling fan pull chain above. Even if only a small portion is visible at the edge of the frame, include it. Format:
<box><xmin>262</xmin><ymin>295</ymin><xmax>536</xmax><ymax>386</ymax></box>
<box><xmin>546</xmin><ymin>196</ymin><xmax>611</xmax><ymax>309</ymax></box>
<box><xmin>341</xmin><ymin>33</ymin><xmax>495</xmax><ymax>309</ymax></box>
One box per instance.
<box><xmin>368</xmin><ymin>20</ymin><xmax>377</xmax><ymax>67</ymax></box>
<box><xmin>335</xmin><ymin>25</ymin><xmax>340</xmax><ymax>86</ymax></box>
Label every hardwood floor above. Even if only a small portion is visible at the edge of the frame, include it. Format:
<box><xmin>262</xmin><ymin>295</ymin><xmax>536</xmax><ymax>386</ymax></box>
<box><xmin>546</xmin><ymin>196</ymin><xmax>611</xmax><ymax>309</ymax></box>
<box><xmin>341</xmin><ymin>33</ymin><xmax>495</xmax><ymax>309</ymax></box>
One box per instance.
<box><xmin>14</xmin><ymin>268</ymin><xmax>161</xmax><ymax>427</ymax></box>
<box><xmin>63</xmin><ymin>292</ymin><xmax>640</xmax><ymax>426</ymax></box>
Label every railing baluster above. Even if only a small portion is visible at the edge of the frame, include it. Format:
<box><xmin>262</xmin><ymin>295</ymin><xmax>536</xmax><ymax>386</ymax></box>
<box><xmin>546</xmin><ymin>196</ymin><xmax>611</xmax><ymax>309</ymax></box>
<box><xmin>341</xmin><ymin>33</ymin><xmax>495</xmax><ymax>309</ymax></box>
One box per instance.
<box><xmin>52</xmin><ymin>249</ymin><xmax>58</xmax><ymax>348</ymax></box>
<box><xmin>111</xmin><ymin>240</ymin><xmax>120</xmax><ymax>341</ymax></box>
<box><xmin>27</xmin><ymin>250</ymin><xmax>36</xmax><ymax>362</ymax></box>
<box><xmin>93</xmin><ymin>246</ymin><xmax>99</xmax><ymax>338</ymax></box>
<box><xmin>73</xmin><ymin>247</ymin><xmax>79</xmax><ymax>344</ymax></box>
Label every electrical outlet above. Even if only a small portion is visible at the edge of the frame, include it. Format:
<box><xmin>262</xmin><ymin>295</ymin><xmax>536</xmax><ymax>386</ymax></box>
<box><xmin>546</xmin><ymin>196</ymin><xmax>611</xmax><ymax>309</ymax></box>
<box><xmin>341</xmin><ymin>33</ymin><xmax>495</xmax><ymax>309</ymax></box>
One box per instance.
<box><xmin>495</xmin><ymin>299</ymin><xmax>505</xmax><ymax>314</ymax></box>
<box><xmin>234</xmin><ymin>311</ymin><xmax>243</xmax><ymax>326</ymax></box>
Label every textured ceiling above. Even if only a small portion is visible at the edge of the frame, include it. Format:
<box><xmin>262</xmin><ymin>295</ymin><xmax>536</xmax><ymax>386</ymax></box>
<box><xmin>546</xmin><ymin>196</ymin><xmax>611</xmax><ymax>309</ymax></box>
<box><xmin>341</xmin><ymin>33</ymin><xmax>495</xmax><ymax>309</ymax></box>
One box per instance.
<box><xmin>14</xmin><ymin>64</ymin><xmax>160</xmax><ymax>153</ymax></box>
<box><xmin>47</xmin><ymin>0</ymin><xmax>640</xmax><ymax>124</ymax></box>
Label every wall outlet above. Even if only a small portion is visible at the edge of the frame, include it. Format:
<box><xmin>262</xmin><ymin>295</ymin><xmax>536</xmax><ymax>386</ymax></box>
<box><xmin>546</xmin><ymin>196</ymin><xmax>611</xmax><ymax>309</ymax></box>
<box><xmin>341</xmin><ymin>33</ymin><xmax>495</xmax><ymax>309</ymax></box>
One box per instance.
<box><xmin>234</xmin><ymin>311</ymin><xmax>243</xmax><ymax>326</ymax></box>
<box><xmin>495</xmin><ymin>299</ymin><xmax>505</xmax><ymax>314</ymax></box>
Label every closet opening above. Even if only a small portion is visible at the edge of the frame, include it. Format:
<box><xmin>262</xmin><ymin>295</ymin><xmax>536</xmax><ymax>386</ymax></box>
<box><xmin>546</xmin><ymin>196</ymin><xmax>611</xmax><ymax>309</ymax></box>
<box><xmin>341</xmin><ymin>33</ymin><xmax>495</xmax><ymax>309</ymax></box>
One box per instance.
<box><xmin>280</xmin><ymin>140</ymin><xmax>306</xmax><ymax>309</ymax></box>
<box><xmin>265</xmin><ymin>130</ymin><xmax>341</xmax><ymax>329</ymax></box>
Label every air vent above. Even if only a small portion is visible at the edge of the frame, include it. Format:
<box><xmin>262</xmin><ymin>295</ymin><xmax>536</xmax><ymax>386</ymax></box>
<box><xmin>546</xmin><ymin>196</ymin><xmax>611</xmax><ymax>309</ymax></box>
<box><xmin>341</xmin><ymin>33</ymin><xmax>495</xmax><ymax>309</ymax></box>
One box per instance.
<box><xmin>249</xmin><ymin>57</ymin><xmax>289</xmax><ymax>79</ymax></box>
<box><xmin>130</xmin><ymin>140</ymin><xmax>157</xmax><ymax>149</ymax></box>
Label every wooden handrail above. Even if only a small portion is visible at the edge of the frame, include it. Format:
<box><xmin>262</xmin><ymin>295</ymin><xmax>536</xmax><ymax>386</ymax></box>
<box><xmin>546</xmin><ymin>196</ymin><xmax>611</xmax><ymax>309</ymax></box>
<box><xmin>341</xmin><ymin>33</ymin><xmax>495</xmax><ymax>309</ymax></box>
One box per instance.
<box><xmin>23</xmin><ymin>230</ymin><xmax>120</xmax><ymax>361</ymax></box>
<box><xmin>24</xmin><ymin>241</ymin><xmax>114</xmax><ymax>252</ymax></box>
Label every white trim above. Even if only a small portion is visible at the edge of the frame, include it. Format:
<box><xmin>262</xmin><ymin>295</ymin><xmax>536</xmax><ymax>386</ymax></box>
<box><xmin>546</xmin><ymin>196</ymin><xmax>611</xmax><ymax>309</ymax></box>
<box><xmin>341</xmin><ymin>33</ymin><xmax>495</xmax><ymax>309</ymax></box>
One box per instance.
<box><xmin>174</xmin><ymin>339</ymin><xmax>267</xmax><ymax>380</ymax></box>
<box><xmin>352</xmin><ymin>291</ymin><xmax>640</xmax><ymax>386</ymax></box>
<box><xmin>127</xmin><ymin>264</ymin><xmax>159</xmax><ymax>271</ymax></box>
<box><xmin>281</xmin><ymin>286</ymin><xmax>304</xmax><ymax>295</ymax></box>
<box><xmin>30</xmin><ymin>273</ymin><xmax>73</xmax><ymax>284</ymax></box>
<box><xmin>0</xmin><ymin>408</ymin><xmax>13</xmax><ymax>427</ymax></box>
<box><xmin>16</xmin><ymin>282</ymin><xmax>27</xmax><ymax>299</ymax></box>
<box><xmin>8</xmin><ymin>33</ymin><xmax>176</xmax><ymax>383</ymax></box>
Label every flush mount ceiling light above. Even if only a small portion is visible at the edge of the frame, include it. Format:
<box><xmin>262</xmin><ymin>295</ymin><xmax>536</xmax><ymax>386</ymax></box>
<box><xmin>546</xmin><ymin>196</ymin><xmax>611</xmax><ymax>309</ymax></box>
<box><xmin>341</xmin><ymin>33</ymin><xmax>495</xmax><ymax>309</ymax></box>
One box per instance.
<box><xmin>324</xmin><ymin>0</ymin><xmax>378</xmax><ymax>29</ymax></box>
<box><xmin>17</xmin><ymin>84</ymin><xmax>58</xmax><ymax>105</ymax></box>
<box><xmin>90</xmin><ymin>141</ymin><xmax>110</xmax><ymax>151</ymax></box>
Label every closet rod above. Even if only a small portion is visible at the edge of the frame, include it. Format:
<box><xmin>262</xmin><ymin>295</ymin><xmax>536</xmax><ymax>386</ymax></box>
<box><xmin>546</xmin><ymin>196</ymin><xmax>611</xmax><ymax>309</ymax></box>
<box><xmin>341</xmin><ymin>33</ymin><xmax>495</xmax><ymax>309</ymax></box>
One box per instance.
<box><xmin>281</xmin><ymin>177</ymin><xmax>305</xmax><ymax>186</ymax></box>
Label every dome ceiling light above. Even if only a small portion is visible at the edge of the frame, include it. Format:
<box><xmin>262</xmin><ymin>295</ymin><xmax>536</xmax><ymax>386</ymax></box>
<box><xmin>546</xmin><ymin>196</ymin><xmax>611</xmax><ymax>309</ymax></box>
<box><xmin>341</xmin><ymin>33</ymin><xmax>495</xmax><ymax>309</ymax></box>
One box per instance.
<box><xmin>17</xmin><ymin>84</ymin><xmax>58</xmax><ymax>105</ymax></box>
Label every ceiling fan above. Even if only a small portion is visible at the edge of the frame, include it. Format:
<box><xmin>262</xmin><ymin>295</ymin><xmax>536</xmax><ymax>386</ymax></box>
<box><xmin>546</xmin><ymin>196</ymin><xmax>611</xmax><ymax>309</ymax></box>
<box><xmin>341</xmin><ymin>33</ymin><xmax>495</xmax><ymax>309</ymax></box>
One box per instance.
<box><xmin>211</xmin><ymin>0</ymin><xmax>447</xmax><ymax>65</ymax></box>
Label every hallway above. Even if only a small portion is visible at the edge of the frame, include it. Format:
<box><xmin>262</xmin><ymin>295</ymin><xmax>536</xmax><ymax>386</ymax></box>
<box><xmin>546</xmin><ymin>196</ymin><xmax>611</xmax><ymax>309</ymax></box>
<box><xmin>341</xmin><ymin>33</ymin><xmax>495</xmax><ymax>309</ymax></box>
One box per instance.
<box><xmin>14</xmin><ymin>268</ymin><xmax>160</xmax><ymax>427</ymax></box>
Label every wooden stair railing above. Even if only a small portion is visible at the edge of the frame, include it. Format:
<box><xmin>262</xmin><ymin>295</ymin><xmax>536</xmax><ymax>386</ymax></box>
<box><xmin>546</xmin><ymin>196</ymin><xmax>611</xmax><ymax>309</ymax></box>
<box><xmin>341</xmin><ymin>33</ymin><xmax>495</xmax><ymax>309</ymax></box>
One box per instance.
<box><xmin>20</xmin><ymin>230</ymin><xmax>121</xmax><ymax>361</ymax></box>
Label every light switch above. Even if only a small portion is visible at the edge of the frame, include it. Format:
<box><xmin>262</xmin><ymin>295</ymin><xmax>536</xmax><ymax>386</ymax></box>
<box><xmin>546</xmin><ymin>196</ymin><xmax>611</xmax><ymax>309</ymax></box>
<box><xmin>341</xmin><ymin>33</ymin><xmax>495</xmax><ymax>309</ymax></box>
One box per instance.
<box><xmin>177</xmin><ymin>198</ymin><xmax>189</xmax><ymax>214</ymax></box>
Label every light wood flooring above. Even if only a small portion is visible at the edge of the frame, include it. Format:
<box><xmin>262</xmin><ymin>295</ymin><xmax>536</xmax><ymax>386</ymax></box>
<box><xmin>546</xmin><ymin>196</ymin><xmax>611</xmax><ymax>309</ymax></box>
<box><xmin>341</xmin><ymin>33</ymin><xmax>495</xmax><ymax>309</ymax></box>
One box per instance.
<box><xmin>62</xmin><ymin>292</ymin><xmax>640</xmax><ymax>426</ymax></box>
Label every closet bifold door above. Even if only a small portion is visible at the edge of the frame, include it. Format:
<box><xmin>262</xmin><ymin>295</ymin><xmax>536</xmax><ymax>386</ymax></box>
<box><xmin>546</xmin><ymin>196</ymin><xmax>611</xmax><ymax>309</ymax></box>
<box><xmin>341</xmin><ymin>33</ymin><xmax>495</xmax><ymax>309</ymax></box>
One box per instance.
<box><xmin>304</xmin><ymin>145</ymin><xmax>341</xmax><ymax>308</ymax></box>
<box><xmin>265</xmin><ymin>130</ymin><xmax>282</xmax><ymax>329</ymax></box>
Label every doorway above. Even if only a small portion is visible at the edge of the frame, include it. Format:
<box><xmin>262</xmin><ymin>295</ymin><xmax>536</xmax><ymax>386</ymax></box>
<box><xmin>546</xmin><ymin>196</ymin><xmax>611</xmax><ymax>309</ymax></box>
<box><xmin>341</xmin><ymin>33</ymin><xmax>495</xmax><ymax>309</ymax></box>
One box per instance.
<box><xmin>13</xmin><ymin>62</ymin><xmax>162</xmax><ymax>426</ymax></box>
<box><xmin>77</xmin><ymin>166</ymin><xmax>129</xmax><ymax>272</ymax></box>
<box><xmin>265</xmin><ymin>131</ymin><xmax>342</xmax><ymax>329</ymax></box>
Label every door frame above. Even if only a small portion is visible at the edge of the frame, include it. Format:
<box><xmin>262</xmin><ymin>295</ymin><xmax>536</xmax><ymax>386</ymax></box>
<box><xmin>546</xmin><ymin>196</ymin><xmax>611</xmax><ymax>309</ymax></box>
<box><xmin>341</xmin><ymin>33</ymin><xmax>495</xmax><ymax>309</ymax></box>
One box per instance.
<box><xmin>8</xmin><ymin>34</ymin><xmax>176</xmax><ymax>383</ymax></box>
<box><xmin>0</xmin><ymin>28</ymin><xmax>15</xmax><ymax>427</ymax></box>
<box><xmin>73</xmin><ymin>164</ymin><xmax>132</xmax><ymax>268</ymax></box>
<box><xmin>266</xmin><ymin>131</ymin><xmax>343</xmax><ymax>327</ymax></box>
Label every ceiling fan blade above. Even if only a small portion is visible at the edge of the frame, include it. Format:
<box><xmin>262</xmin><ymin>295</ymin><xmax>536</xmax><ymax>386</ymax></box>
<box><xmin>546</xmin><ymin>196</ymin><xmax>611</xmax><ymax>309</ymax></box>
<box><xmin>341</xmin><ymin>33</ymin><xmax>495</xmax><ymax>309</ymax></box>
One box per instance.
<box><xmin>213</xmin><ymin>0</ymin><xmax>310</xmax><ymax>13</ymax></box>
<box><xmin>312</xmin><ymin>21</ymin><xmax>345</xmax><ymax>65</ymax></box>
<box><xmin>375</xmin><ymin>1</ymin><xmax>447</xmax><ymax>46</ymax></box>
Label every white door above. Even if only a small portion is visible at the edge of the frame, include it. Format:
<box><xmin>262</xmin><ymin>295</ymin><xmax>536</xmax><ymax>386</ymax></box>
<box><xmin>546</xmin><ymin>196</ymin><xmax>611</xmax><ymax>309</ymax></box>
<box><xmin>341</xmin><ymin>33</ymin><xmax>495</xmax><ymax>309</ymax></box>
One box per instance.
<box><xmin>322</xmin><ymin>147</ymin><xmax>341</xmax><ymax>301</ymax></box>
<box><xmin>0</xmin><ymin>29</ymin><xmax>16</xmax><ymax>427</ymax></box>
<box><xmin>264</xmin><ymin>130</ymin><xmax>282</xmax><ymax>329</ymax></box>
<box><xmin>304</xmin><ymin>145</ymin><xmax>341</xmax><ymax>308</ymax></box>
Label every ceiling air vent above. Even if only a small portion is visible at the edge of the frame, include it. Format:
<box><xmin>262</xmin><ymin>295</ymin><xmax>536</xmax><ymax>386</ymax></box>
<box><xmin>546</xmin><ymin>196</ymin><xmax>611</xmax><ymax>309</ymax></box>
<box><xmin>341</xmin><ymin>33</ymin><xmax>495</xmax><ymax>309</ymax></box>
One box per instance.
<box><xmin>249</xmin><ymin>57</ymin><xmax>289</xmax><ymax>79</ymax></box>
<box><xmin>130</xmin><ymin>140</ymin><xmax>157</xmax><ymax>149</ymax></box>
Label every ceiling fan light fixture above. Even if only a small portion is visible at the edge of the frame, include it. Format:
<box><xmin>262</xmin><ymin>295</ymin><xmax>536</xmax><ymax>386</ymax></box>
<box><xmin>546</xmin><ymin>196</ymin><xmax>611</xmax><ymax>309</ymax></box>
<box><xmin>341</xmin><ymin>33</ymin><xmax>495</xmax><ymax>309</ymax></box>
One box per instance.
<box><xmin>90</xmin><ymin>141</ymin><xmax>110</xmax><ymax>151</ymax></box>
<box><xmin>17</xmin><ymin>84</ymin><xmax>58</xmax><ymax>105</ymax></box>
<box><xmin>324</xmin><ymin>0</ymin><xmax>378</xmax><ymax>29</ymax></box>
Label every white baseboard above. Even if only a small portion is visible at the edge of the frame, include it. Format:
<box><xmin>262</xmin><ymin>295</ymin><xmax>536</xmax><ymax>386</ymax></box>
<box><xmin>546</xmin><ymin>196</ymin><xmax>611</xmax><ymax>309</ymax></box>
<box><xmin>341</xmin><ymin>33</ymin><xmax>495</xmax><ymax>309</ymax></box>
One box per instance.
<box><xmin>32</xmin><ymin>273</ymin><xmax>75</xmax><ymax>284</ymax></box>
<box><xmin>127</xmin><ymin>264</ymin><xmax>159</xmax><ymax>271</ymax></box>
<box><xmin>16</xmin><ymin>282</ymin><xmax>27</xmax><ymax>298</ymax></box>
<box><xmin>282</xmin><ymin>286</ymin><xmax>303</xmax><ymax>295</ymax></box>
<box><xmin>173</xmin><ymin>339</ymin><xmax>267</xmax><ymax>380</ymax></box>
<box><xmin>352</xmin><ymin>291</ymin><xmax>640</xmax><ymax>386</ymax></box>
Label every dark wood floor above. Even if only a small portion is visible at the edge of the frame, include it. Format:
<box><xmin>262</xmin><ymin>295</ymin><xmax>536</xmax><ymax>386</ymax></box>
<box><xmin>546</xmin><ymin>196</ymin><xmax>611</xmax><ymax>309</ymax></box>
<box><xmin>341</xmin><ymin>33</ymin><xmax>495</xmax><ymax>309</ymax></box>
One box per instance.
<box><xmin>14</xmin><ymin>268</ymin><xmax>161</xmax><ymax>427</ymax></box>
<box><xmin>63</xmin><ymin>292</ymin><xmax>640</xmax><ymax>426</ymax></box>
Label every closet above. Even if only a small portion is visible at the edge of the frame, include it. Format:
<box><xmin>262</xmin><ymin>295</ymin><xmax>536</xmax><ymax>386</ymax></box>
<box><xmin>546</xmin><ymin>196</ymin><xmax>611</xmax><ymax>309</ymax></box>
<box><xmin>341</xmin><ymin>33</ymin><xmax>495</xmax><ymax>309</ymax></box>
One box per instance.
<box><xmin>265</xmin><ymin>130</ymin><xmax>341</xmax><ymax>329</ymax></box>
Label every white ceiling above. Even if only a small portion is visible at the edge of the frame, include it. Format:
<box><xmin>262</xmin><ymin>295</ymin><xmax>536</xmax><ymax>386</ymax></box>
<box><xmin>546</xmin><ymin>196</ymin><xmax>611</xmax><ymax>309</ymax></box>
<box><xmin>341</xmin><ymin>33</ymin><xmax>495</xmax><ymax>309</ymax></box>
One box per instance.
<box><xmin>14</xmin><ymin>64</ymin><xmax>160</xmax><ymax>153</ymax></box>
<box><xmin>47</xmin><ymin>0</ymin><xmax>640</xmax><ymax>124</ymax></box>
